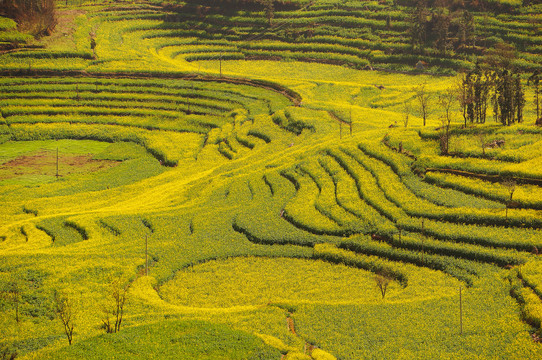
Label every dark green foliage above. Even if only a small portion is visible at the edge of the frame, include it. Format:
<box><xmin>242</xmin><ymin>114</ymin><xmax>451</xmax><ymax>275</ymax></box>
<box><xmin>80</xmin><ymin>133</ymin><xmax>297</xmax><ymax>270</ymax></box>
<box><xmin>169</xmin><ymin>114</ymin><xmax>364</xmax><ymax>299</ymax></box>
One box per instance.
<box><xmin>338</xmin><ymin>237</ymin><xmax>476</xmax><ymax>286</ymax></box>
<box><xmin>0</xmin><ymin>344</ymin><xmax>17</xmax><ymax>360</ymax></box>
<box><xmin>494</xmin><ymin>70</ymin><xmax>525</xmax><ymax>125</ymax></box>
<box><xmin>36</xmin><ymin>217</ymin><xmax>85</xmax><ymax>246</ymax></box>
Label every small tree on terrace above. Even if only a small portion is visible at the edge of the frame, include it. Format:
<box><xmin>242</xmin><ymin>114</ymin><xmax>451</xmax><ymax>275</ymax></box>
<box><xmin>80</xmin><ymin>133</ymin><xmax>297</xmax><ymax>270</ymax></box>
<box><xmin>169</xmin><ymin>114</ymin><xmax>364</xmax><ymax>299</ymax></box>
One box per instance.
<box><xmin>256</xmin><ymin>0</ymin><xmax>274</xmax><ymax>26</ymax></box>
<box><xmin>477</xmin><ymin>132</ymin><xmax>487</xmax><ymax>156</ymax></box>
<box><xmin>101</xmin><ymin>277</ymin><xmax>131</xmax><ymax>333</ymax></box>
<box><xmin>438</xmin><ymin>88</ymin><xmax>455</xmax><ymax>155</ymax></box>
<box><xmin>403</xmin><ymin>100</ymin><xmax>412</xmax><ymax>128</ymax></box>
<box><xmin>415</xmin><ymin>83</ymin><xmax>431</xmax><ymax>126</ymax></box>
<box><xmin>502</xmin><ymin>177</ymin><xmax>517</xmax><ymax>219</ymax></box>
<box><xmin>528</xmin><ymin>71</ymin><xmax>540</xmax><ymax>121</ymax></box>
<box><xmin>374</xmin><ymin>273</ymin><xmax>392</xmax><ymax>300</ymax></box>
<box><xmin>53</xmin><ymin>290</ymin><xmax>77</xmax><ymax>345</ymax></box>
<box><xmin>1</xmin><ymin>276</ymin><xmax>22</xmax><ymax>323</ymax></box>
<box><xmin>457</xmin><ymin>74</ymin><xmax>473</xmax><ymax>128</ymax></box>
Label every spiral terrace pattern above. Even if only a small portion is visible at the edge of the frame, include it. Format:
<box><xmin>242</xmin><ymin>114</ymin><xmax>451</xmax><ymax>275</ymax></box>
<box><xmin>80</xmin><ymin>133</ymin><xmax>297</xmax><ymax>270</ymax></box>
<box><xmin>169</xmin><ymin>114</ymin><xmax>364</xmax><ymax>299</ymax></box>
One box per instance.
<box><xmin>1</xmin><ymin>1</ymin><xmax>542</xmax><ymax>359</ymax></box>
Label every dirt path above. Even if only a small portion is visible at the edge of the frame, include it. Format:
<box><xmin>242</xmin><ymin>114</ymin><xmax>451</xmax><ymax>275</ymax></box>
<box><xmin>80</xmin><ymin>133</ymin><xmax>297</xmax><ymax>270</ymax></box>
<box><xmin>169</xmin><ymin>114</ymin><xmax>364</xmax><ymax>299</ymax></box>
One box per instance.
<box><xmin>425</xmin><ymin>168</ymin><xmax>542</xmax><ymax>186</ymax></box>
<box><xmin>286</xmin><ymin>314</ymin><xmax>297</xmax><ymax>336</ymax></box>
<box><xmin>0</xmin><ymin>150</ymin><xmax>120</xmax><ymax>180</ymax></box>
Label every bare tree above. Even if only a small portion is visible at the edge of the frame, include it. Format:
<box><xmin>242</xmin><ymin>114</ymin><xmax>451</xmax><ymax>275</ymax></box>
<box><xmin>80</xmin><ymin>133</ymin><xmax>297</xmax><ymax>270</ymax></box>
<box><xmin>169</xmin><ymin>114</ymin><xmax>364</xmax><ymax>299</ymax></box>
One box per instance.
<box><xmin>101</xmin><ymin>277</ymin><xmax>131</xmax><ymax>333</ymax></box>
<box><xmin>403</xmin><ymin>101</ymin><xmax>412</xmax><ymax>128</ymax></box>
<box><xmin>415</xmin><ymin>84</ymin><xmax>431</xmax><ymax>126</ymax></box>
<box><xmin>438</xmin><ymin>88</ymin><xmax>455</xmax><ymax>155</ymax></box>
<box><xmin>1</xmin><ymin>277</ymin><xmax>22</xmax><ymax>323</ymax></box>
<box><xmin>477</xmin><ymin>132</ymin><xmax>486</xmax><ymax>156</ymax></box>
<box><xmin>374</xmin><ymin>273</ymin><xmax>392</xmax><ymax>299</ymax></box>
<box><xmin>0</xmin><ymin>344</ymin><xmax>18</xmax><ymax>360</ymax></box>
<box><xmin>502</xmin><ymin>177</ymin><xmax>517</xmax><ymax>219</ymax></box>
<box><xmin>53</xmin><ymin>290</ymin><xmax>77</xmax><ymax>345</ymax></box>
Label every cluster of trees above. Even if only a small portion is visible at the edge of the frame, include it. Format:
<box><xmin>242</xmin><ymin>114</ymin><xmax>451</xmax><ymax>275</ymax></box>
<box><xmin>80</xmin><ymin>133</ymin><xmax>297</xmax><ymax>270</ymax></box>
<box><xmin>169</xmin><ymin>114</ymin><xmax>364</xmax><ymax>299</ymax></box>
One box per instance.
<box><xmin>0</xmin><ymin>0</ymin><xmax>56</xmax><ymax>36</ymax></box>
<box><xmin>402</xmin><ymin>41</ymin><xmax>540</xmax><ymax>155</ymax></box>
<box><xmin>408</xmin><ymin>0</ymin><xmax>476</xmax><ymax>56</ymax></box>
<box><xmin>459</xmin><ymin>65</ymin><xmax>525</xmax><ymax>126</ymax></box>
<box><xmin>456</xmin><ymin>43</ymin><xmax>536</xmax><ymax>127</ymax></box>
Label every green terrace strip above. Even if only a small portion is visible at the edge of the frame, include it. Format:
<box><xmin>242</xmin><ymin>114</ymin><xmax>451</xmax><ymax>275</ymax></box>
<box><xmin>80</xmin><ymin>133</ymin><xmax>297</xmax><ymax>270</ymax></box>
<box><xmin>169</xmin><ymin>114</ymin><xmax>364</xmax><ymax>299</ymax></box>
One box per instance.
<box><xmin>386</xmin><ymin>127</ymin><xmax>542</xmax><ymax>183</ymax></box>
<box><xmin>43</xmin><ymin>320</ymin><xmax>281</xmax><ymax>360</ymax></box>
<box><xmin>347</xmin><ymin>145</ymin><xmax>542</xmax><ymax>228</ymax></box>
<box><xmin>110</xmin><ymin>0</ymin><xmax>542</xmax><ymax>74</ymax></box>
<box><xmin>357</xmin><ymin>141</ymin><xmax>504</xmax><ymax>209</ymax></box>
<box><xmin>0</xmin><ymin>75</ymin><xmax>295</xmax><ymax>165</ymax></box>
<box><xmin>425</xmin><ymin>172</ymin><xmax>542</xmax><ymax>210</ymax></box>
<box><xmin>337</xmin><ymin>237</ymin><xmax>478</xmax><ymax>286</ymax></box>
<box><xmin>325</xmin><ymin>148</ymin><xmax>542</xmax><ymax>252</ymax></box>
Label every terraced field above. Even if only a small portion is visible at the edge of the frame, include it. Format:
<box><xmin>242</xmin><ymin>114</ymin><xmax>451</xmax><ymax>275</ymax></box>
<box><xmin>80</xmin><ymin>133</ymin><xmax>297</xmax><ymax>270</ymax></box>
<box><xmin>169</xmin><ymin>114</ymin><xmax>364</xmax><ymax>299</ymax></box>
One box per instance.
<box><xmin>1</xmin><ymin>0</ymin><xmax>542</xmax><ymax>359</ymax></box>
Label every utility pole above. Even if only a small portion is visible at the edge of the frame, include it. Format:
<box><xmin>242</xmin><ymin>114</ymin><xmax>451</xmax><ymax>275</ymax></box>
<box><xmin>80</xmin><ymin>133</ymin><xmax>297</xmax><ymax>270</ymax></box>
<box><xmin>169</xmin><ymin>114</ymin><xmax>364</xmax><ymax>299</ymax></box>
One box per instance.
<box><xmin>56</xmin><ymin>147</ymin><xmax>59</xmax><ymax>179</ymax></box>
<box><xmin>421</xmin><ymin>219</ymin><xmax>425</xmax><ymax>264</ymax></box>
<box><xmin>459</xmin><ymin>286</ymin><xmax>463</xmax><ymax>335</ymax></box>
<box><xmin>219</xmin><ymin>52</ymin><xmax>223</xmax><ymax>77</ymax></box>
<box><xmin>349</xmin><ymin>106</ymin><xmax>353</xmax><ymax>136</ymax></box>
<box><xmin>145</xmin><ymin>235</ymin><xmax>148</xmax><ymax>276</ymax></box>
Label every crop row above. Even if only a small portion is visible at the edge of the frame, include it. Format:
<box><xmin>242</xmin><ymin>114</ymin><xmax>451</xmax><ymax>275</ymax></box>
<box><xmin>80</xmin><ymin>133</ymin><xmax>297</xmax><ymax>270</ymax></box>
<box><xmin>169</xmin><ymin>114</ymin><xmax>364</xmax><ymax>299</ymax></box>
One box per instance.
<box><xmin>313</xmin><ymin>243</ymin><xmax>408</xmax><ymax>286</ymax></box>
<box><xmin>232</xmin><ymin>173</ymin><xmax>338</xmax><ymax>247</ymax></box>
<box><xmin>425</xmin><ymin>172</ymin><xmax>542</xmax><ymax>210</ymax></box>
<box><xmin>326</xmin><ymin>148</ymin><xmax>542</xmax><ymax>251</ymax></box>
<box><xmin>509</xmin><ymin>269</ymin><xmax>542</xmax><ymax>333</ymax></box>
<box><xmin>338</xmin><ymin>237</ymin><xmax>476</xmax><ymax>286</ymax></box>
<box><xmin>346</xmin><ymin>146</ymin><xmax>542</xmax><ymax>228</ymax></box>
<box><xmin>2</xmin><ymin>122</ymin><xmax>204</xmax><ymax>166</ymax></box>
<box><xmin>0</xmin><ymin>88</ymin><xmax>243</xmax><ymax>110</ymax></box>
<box><xmin>4</xmin><ymin>114</ymin><xmax>219</xmax><ymax>134</ymax></box>
<box><xmin>235</xmin><ymin>144</ymin><xmax>542</xmax><ymax>260</ymax></box>
<box><xmin>267</xmin><ymin>150</ymin><xmax>532</xmax><ymax>272</ymax></box>
<box><xmin>0</xmin><ymin>78</ymin><xmax>286</xmax><ymax>116</ymax></box>
<box><xmin>120</xmin><ymin>2</ymin><xmax>542</xmax><ymax>72</ymax></box>
<box><xmin>357</xmin><ymin>142</ymin><xmax>504</xmax><ymax>209</ymax></box>
<box><xmin>0</xmin><ymin>99</ymin><xmax>227</xmax><ymax>116</ymax></box>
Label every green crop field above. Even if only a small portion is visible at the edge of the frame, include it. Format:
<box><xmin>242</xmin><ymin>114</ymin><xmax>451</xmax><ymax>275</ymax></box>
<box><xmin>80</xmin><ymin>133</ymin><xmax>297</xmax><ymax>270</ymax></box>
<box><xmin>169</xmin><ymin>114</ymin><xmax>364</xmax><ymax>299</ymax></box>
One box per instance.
<box><xmin>1</xmin><ymin>0</ymin><xmax>541</xmax><ymax>359</ymax></box>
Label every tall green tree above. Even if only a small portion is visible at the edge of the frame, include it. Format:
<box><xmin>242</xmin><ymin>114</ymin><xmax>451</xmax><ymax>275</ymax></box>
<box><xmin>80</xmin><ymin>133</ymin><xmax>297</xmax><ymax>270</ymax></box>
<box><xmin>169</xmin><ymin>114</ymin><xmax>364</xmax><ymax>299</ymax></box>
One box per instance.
<box><xmin>495</xmin><ymin>70</ymin><xmax>524</xmax><ymax>126</ymax></box>
<box><xmin>458</xmin><ymin>9</ymin><xmax>475</xmax><ymax>49</ymax></box>
<box><xmin>528</xmin><ymin>71</ymin><xmax>540</xmax><ymax>121</ymax></box>
<box><xmin>256</xmin><ymin>0</ymin><xmax>274</xmax><ymax>26</ymax></box>
<box><xmin>431</xmin><ymin>1</ymin><xmax>452</xmax><ymax>56</ymax></box>
<box><xmin>409</xmin><ymin>0</ymin><xmax>429</xmax><ymax>54</ymax></box>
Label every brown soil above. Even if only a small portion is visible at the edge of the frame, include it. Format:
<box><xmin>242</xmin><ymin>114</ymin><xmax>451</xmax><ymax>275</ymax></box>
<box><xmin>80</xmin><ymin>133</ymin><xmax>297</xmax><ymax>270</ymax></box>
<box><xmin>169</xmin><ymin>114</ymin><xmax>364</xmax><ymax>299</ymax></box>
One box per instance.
<box><xmin>0</xmin><ymin>150</ymin><xmax>120</xmax><ymax>180</ymax></box>
<box><xmin>286</xmin><ymin>316</ymin><xmax>296</xmax><ymax>336</ymax></box>
<box><xmin>41</xmin><ymin>9</ymin><xmax>86</xmax><ymax>50</ymax></box>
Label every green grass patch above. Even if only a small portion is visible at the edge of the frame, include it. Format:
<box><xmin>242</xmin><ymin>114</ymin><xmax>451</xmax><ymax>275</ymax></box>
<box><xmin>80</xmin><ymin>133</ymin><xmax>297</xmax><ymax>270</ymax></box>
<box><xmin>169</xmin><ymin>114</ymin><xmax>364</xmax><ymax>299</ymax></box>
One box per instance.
<box><xmin>43</xmin><ymin>320</ymin><xmax>281</xmax><ymax>360</ymax></box>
